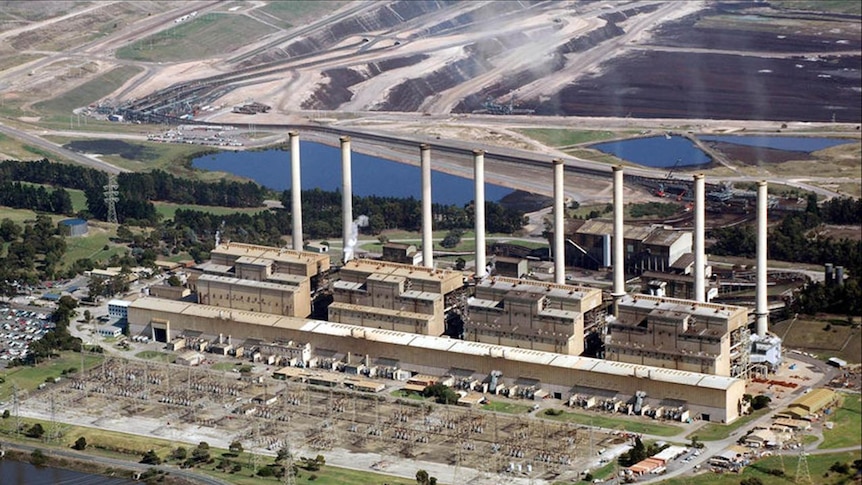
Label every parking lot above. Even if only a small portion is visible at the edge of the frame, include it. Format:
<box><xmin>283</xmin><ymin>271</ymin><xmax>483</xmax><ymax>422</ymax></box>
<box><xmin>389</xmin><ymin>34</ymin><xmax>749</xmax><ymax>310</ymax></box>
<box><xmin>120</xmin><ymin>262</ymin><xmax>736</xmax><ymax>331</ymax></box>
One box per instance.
<box><xmin>0</xmin><ymin>307</ymin><xmax>54</xmax><ymax>365</ymax></box>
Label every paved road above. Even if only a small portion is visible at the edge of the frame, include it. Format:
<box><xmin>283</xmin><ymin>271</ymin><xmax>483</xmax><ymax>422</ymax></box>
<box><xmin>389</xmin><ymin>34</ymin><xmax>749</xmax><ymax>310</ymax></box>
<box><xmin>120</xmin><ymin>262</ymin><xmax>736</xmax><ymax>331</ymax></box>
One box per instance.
<box><xmin>0</xmin><ymin>122</ymin><xmax>127</xmax><ymax>174</ymax></box>
<box><xmin>0</xmin><ymin>441</ymin><xmax>230</xmax><ymax>485</ymax></box>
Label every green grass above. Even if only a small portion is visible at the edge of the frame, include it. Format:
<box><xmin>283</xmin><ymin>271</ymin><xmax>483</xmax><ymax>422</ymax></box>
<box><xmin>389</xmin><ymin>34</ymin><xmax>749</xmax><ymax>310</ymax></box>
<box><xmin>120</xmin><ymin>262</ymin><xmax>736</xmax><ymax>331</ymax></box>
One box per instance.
<box><xmin>61</xmin><ymin>229</ymin><xmax>127</xmax><ymax>269</ymax></box>
<box><xmin>821</xmin><ymin>393</ymin><xmax>862</xmax><ymax>449</ymax></box>
<box><xmin>33</xmin><ymin>65</ymin><xmax>143</xmax><ymax>115</ymax></box>
<box><xmin>688</xmin><ymin>408</ymin><xmax>769</xmax><ymax>442</ymax></box>
<box><xmin>256</xmin><ymin>1</ymin><xmax>341</xmax><ymax>28</ymax></box>
<box><xmin>659</xmin><ymin>450</ymin><xmax>861</xmax><ymax>485</ymax></box>
<box><xmin>515</xmin><ymin>128</ymin><xmax>629</xmax><ymax>147</ymax></box>
<box><xmin>154</xmin><ymin>202</ymin><xmax>266</xmax><ymax>220</ymax></box>
<box><xmin>134</xmin><ymin>351</ymin><xmax>173</xmax><ymax>362</ymax></box>
<box><xmin>17</xmin><ymin>182</ymin><xmax>88</xmax><ymax>213</ymax></box>
<box><xmin>771</xmin><ymin>316</ymin><xmax>861</xmax><ymax>364</ymax></box>
<box><xmin>1</xmin><ymin>416</ymin><xmax>415</xmax><ymax>485</ymax></box>
<box><xmin>481</xmin><ymin>400</ymin><xmax>532</xmax><ymax>414</ymax></box>
<box><xmin>211</xmin><ymin>361</ymin><xmax>241</xmax><ymax>371</ymax></box>
<box><xmin>769</xmin><ymin>0</ymin><xmax>862</xmax><ymax>14</ymax></box>
<box><xmin>117</xmin><ymin>13</ymin><xmax>277</xmax><ymax>62</ymax></box>
<box><xmin>390</xmin><ymin>389</ymin><xmax>427</xmax><ymax>401</ymax></box>
<box><xmin>539</xmin><ymin>409</ymin><xmax>682</xmax><ymax>437</ymax></box>
<box><xmin>0</xmin><ymin>351</ymin><xmax>103</xmax><ymax>401</ymax></box>
<box><xmin>0</xmin><ymin>53</ymin><xmax>43</xmax><ymax>72</ymax></box>
<box><xmin>563</xmin><ymin>147</ymin><xmax>627</xmax><ymax>166</ymax></box>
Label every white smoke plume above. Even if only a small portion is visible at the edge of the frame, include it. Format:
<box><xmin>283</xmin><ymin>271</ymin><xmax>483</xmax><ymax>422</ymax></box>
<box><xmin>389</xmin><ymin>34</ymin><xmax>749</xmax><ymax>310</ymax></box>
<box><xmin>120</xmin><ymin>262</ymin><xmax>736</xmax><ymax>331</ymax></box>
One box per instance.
<box><xmin>343</xmin><ymin>215</ymin><xmax>369</xmax><ymax>263</ymax></box>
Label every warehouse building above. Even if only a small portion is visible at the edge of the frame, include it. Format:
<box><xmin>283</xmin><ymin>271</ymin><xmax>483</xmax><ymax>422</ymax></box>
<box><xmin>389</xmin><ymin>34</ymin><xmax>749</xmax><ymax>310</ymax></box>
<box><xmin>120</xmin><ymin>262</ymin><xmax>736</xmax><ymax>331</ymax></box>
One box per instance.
<box><xmin>128</xmin><ymin>297</ymin><xmax>746</xmax><ymax>423</ymax></box>
<box><xmin>466</xmin><ymin>277</ymin><xmax>603</xmax><ymax>355</ymax></box>
<box><xmin>605</xmin><ymin>294</ymin><xmax>749</xmax><ymax>376</ymax></box>
<box><xmin>329</xmin><ymin>259</ymin><xmax>463</xmax><ymax>336</ymax></box>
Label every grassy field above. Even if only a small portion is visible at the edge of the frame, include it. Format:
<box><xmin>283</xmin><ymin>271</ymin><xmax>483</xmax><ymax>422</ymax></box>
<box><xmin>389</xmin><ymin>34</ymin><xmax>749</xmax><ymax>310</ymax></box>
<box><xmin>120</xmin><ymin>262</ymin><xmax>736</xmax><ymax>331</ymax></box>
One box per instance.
<box><xmin>771</xmin><ymin>316</ymin><xmax>861</xmax><ymax>364</ymax></box>
<box><xmin>390</xmin><ymin>389</ymin><xmax>427</xmax><ymax>401</ymax></box>
<box><xmin>659</xmin><ymin>450</ymin><xmax>861</xmax><ymax>485</ymax></box>
<box><xmin>539</xmin><ymin>409</ymin><xmax>683</xmax><ymax>437</ymax></box>
<box><xmin>563</xmin><ymin>147</ymin><xmax>627</xmax><ymax>166</ymax></box>
<box><xmin>0</xmin><ymin>351</ymin><xmax>103</xmax><ymax>401</ymax></box>
<box><xmin>44</xmin><ymin>136</ymin><xmax>219</xmax><ymax>176</ymax></box>
<box><xmin>770</xmin><ymin>0</ymin><xmax>862</xmax><ymax>14</ymax></box>
<box><xmin>821</xmin><ymin>393</ymin><xmax>862</xmax><ymax>449</ymax></box>
<box><xmin>154</xmin><ymin>202</ymin><xmax>267</xmax><ymax>220</ymax></box>
<box><xmin>256</xmin><ymin>0</ymin><xmax>341</xmax><ymax>27</ymax></box>
<box><xmin>481</xmin><ymin>400</ymin><xmax>532</xmax><ymax>414</ymax></box>
<box><xmin>0</xmin><ymin>416</ymin><xmax>416</xmax><ymax>485</ymax></box>
<box><xmin>117</xmin><ymin>13</ymin><xmax>277</xmax><ymax>62</ymax></box>
<box><xmin>515</xmin><ymin>128</ymin><xmax>632</xmax><ymax>147</ymax></box>
<box><xmin>0</xmin><ymin>53</ymin><xmax>43</xmax><ymax>72</ymax></box>
<box><xmin>0</xmin><ymin>132</ymin><xmax>75</xmax><ymax>162</ymax></box>
<box><xmin>33</xmin><ymin>65</ymin><xmax>143</xmax><ymax>115</ymax></box>
<box><xmin>687</xmin><ymin>408</ymin><xmax>769</xmax><ymax>442</ymax></box>
<box><xmin>61</xmin><ymin>227</ymin><xmax>127</xmax><ymax>269</ymax></box>
<box><xmin>134</xmin><ymin>351</ymin><xmax>173</xmax><ymax>363</ymax></box>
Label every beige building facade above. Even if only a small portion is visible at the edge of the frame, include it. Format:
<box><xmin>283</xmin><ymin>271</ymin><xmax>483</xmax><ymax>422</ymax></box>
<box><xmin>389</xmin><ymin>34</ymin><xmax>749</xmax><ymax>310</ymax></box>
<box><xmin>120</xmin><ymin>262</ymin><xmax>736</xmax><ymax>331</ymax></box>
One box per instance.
<box><xmin>128</xmin><ymin>297</ymin><xmax>745</xmax><ymax>423</ymax></box>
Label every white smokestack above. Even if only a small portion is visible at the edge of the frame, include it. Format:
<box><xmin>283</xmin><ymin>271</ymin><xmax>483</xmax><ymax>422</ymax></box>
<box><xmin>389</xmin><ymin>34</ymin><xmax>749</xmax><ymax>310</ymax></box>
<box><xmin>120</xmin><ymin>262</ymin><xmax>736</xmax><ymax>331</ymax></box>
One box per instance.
<box><xmin>553</xmin><ymin>159</ymin><xmax>565</xmax><ymax>284</ymax></box>
<box><xmin>289</xmin><ymin>131</ymin><xmax>303</xmax><ymax>251</ymax></box>
<box><xmin>341</xmin><ymin>136</ymin><xmax>353</xmax><ymax>263</ymax></box>
<box><xmin>420</xmin><ymin>144</ymin><xmax>433</xmax><ymax>269</ymax></box>
<box><xmin>756</xmin><ymin>180</ymin><xmax>768</xmax><ymax>337</ymax></box>
<box><xmin>612</xmin><ymin>165</ymin><xmax>625</xmax><ymax>314</ymax></box>
<box><xmin>473</xmin><ymin>149</ymin><xmax>486</xmax><ymax>279</ymax></box>
<box><xmin>693</xmin><ymin>173</ymin><xmax>706</xmax><ymax>302</ymax></box>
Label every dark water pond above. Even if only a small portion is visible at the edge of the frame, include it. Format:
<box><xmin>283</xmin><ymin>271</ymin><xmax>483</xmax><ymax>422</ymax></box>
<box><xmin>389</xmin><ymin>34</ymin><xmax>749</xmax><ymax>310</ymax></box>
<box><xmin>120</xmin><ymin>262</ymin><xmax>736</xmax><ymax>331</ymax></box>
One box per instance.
<box><xmin>699</xmin><ymin>135</ymin><xmax>854</xmax><ymax>152</ymax></box>
<box><xmin>0</xmin><ymin>459</ymin><xmax>134</xmax><ymax>485</ymax></box>
<box><xmin>192</xmin><ymin>142</ymin><xmax>513</xmax><ymax>205</ymax></box>
<box><xmin>589</xmin><ymin>135</ymin><xmax>712</xmax><ymax>168</ymax></box>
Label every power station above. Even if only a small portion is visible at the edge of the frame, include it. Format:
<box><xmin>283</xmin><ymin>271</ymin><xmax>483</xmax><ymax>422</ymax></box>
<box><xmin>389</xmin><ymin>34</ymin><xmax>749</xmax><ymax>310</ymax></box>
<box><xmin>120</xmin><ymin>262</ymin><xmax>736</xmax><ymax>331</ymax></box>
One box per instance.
<box><xmin>128</xmin><ymin>133</ymin><xmax>784</xmax><ymax>425</ymax></box>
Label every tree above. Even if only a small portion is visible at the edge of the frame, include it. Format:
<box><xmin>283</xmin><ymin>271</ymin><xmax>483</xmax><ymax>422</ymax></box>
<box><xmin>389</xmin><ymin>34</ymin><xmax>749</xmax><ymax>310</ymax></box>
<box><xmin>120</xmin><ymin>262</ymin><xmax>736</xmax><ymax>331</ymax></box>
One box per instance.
<box><xmin>30</xmin><ymin>448</ymin><xmax>47</xmax><ymax>467</ymax></box>
<box><xmin>2</xmin><ymin>409</ymin><xmax>10</xmax><ymax>419</ymax></box>
<box><xmin>73</xmin><ymin>436</ymin><xmax>87</xmax><ymax>450</ymax></box>
<box><xmin>229</xmin><ymin>440</ymin><xmax>243</xmax><ymax>454</ymax></box>
<box><xmin>26</xmin><ymin>423</ymin><xmax>45</xmax><ymax>439</ymax></box>
<box><xmin>83</xmin><ymin>310</ymin><xmax>91</xmax><ymax>322</ymax></box>
<box><xmin>167</xmin><ymin>274</ymin><xmax>182</xmax><ymax>287</ymax></box>
<box><xmin>751</xmin><ymin>395</ymin><xmax>771</xmax><ymax>410</ymax></box>
<box><xmin>740</xmin><ymin>478</ymin><xmax>763</xmax><ymax>485</ymax></box>
<box><xmin>422</xmin><ymin>383</ymin><xmax>459</xmax><ymax>405</ymax></box>
<box><xmin>416</xmin><ymin>469</ymin><xmax>430</xmax><ymax>485</ymax></box>
<box><xmin>455</xmin><ymin>257</ymin><xmax>466</xmax><ymax>270</ymax></box>
<box><xmin>171</xmin><ymin>446</ymin><xmax>188</xmax><ymax>461</ymax></box>
<box><xmin>141</xmin><ymin>449</ymin><xmax>162</xmax><ymax>465</ymax></box>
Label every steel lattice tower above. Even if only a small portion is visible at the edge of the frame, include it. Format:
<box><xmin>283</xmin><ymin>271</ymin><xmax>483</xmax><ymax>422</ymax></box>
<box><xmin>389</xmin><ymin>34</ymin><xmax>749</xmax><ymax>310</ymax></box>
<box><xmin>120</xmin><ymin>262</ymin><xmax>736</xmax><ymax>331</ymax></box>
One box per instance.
<box><xmin>104</xmin><ymin>174</ymin><xmax>119</xmax><ymax>224</ymax></box>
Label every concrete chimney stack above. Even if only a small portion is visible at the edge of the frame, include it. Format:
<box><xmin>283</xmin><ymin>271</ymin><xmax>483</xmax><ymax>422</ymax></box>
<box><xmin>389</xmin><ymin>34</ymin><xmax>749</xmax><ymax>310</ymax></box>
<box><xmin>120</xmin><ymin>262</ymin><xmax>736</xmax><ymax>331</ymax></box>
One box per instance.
<box><xmin>289</xmin><ymin>131</ymin><xmax>303</xmax><ymax>251</ymax></box>
<box><xmin>693</xmin><ymin>173</ymin><xmax>706</xmax><ymax>302</ymax></box>
<box><xmin>420</xmin><ymin>144</ymin><xmax>433</xmax><ymax>269</ymax></box>
<box><xmin>612</xmin><ymin>166</ymin><xmax>625</xmax><ymax>314</ymax></box>
<box><xmin>341</xmin><ymin>136</ymin><xmax>353</xmax><ymax>262</ymax></box>
<box><xmin>553</xmin><ymin>159</ymin><xmax>565</xmax><ymax>284</ymax></box>
<box><xmin>756</xmin><ymin>180</ymin><xmax>768</xmax><ymax>337</ymax></box>
<box><xmin>473</xmin><ymin>149</ymin><xmax>487</xmax><ymax>279</ymax></box>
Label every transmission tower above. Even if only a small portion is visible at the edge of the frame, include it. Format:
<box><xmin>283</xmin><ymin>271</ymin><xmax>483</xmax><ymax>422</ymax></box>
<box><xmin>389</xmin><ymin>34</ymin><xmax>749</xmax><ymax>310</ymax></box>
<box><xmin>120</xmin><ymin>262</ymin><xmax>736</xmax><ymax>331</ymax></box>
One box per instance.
<box><xmin>795</xmin><ymin>450</ymin><xmax>812</xmax><ymax>484</ymax></box>
<box><xmin>12</xmin><ymin>384</ymin><xmax>20</xmax><ymax>437</ymax></box>
<box><xmin>104</xmin><ymin>174</ymin><xmax>119</xmax><ymax>224</ymax></box>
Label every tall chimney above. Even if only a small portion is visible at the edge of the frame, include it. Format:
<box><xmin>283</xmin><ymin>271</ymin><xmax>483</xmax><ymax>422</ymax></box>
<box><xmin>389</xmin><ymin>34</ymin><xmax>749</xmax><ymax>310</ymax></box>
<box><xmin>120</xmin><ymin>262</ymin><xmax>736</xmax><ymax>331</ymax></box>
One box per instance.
<box><xmin>421</xmin><ymin>144</ymin><xmax>433</xmax><ymax>269</ymax></box>
<box><xmin>756</xmin><ymin>180</ymin><xmax>768</xmax><ymax>337</ymax></box>
<box><xmin>341</xmin><ymin>136</ymin><xmax>353</xmax><ymax>262</ymax></box>
<box><xmin>553</xmin><ymin>159</ymin><xmax>565</xmax><ymax>284</ymax></box>
<box><xmin>289</xmin><ymin>131</ymin><xmax>303</xmax><ymax>251</ymax></box>
<box><xmin>473</xmin><ymin>149</ymin><xmax>486</xmax><ymax>279</ymax></box>
<box><xmin>693</xmin><ymin>173</ymin><xmax>706</xmax><ymax>302</ymax></box>
<box><xmin>612</xmin><ymin>166</ymin><xmax>625</xmax><ymax>314</ymax></box>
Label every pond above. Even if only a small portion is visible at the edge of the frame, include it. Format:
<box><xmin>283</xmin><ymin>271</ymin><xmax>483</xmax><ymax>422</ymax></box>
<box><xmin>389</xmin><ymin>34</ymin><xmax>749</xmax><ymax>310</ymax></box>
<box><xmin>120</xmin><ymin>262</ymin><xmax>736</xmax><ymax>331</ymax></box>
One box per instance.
<box><xmin>192</xmin><ymin>142</ymin><xmax>513</xmax><ymax>206</ymax></box>
<box><xmin>698</xmin><ymin>135</ymin><xmax>854</xmax><ymax>152</ymax></box>
<box><xmin>0</xmin><ymin>459</ymin><xmax>134</xmax><ymax>484</ymax></box>
<box><xmin>589</xmin><ymin>135</ymin><xmax>712</xmax><ymax>168</ymax></box>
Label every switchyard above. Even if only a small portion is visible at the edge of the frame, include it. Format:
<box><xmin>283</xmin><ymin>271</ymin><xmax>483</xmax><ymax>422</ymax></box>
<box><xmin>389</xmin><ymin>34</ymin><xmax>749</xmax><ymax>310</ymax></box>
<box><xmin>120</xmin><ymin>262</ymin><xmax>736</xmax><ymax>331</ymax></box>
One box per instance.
<box><xmin>28</xmin><ymin>355</ymin><xmax>621</xmax><ymax>483</ymax></box>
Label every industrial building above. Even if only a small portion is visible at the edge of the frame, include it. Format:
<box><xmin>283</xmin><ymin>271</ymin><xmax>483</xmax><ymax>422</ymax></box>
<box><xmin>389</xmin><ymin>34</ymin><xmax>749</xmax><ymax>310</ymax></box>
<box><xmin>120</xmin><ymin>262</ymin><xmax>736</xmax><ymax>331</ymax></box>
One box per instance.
<box><xmin>466</xmin><ymin>277</ymin><xmax>603</xmax><ymax>355</ymax></box>
<box><xmin>130</xmin><ymin>141</ymin><xmax>783</xmax><ymax>430</ymax></box>
<box><xmin>329</xmin><ymin>259</ymin><xmax>463</xmax><ymax>336</ymax></box>
<box><xmin>127</xmin><ymin>296</ymin><xmax>746</xmax><ymax>423</ymax></box>
<box><xmin>605</xmin><ymin>294</ymin><xmax>749</xmax><ymax>376</ymax></box>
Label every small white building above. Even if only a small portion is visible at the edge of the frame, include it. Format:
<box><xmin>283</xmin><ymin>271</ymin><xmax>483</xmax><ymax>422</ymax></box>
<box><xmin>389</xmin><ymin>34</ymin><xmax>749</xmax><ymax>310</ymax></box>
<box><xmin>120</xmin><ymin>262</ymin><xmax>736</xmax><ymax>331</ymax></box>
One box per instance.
<box><xmin>97</xmin><ymin>324</ymin><xmax>122</xmax><ymax>338</ymax></box>
<box><xmin>176</xmin><ymin>350</ymin><xmax>204</xmax><ymax>366</ymax></box>
<box><xmin>107</xmin><ymin>299</ymin><xmax>132</xmax><ymax>321</ymax></box>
